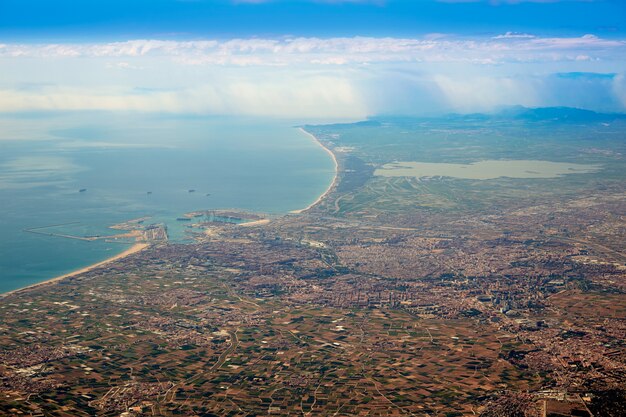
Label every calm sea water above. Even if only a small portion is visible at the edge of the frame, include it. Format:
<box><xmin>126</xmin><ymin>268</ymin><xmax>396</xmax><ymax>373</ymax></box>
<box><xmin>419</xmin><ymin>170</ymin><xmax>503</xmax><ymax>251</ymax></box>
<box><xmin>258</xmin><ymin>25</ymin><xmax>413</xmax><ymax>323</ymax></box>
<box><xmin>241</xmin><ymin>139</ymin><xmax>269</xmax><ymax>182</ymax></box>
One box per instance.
<box><xmin>0</xmin><ymin>113</ymin><xmax>335</xmax><ymax>293</ymax></box>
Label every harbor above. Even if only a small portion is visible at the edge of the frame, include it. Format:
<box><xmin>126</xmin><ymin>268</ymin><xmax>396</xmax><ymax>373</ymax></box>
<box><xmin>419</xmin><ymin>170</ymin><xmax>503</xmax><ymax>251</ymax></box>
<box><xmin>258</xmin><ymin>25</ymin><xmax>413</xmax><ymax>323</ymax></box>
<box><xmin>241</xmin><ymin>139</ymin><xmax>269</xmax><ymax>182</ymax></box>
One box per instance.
<box><xmin>23</xmin><ymin>218</ymin><xmax>168</xmax><ymax>244</ymax></box>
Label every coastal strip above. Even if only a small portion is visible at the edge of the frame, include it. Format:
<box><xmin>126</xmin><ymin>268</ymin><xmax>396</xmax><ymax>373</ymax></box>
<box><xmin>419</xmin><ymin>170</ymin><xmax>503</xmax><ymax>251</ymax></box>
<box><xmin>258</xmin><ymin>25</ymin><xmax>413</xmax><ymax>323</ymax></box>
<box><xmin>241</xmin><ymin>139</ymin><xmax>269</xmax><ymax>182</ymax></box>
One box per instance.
<box><xmin>0</xmin><ymin>242</ymin><xmax>149</xmax><ymax>298</ymax></box>
<box><xmin>239</xmin><ymin>219</ymin><xmax>271</xmax><ymax>227</ymax></box>
<box><xmin>291</xmin><ymin>127</ymin><xmax>339</xmax><ymax>214</ymax></box>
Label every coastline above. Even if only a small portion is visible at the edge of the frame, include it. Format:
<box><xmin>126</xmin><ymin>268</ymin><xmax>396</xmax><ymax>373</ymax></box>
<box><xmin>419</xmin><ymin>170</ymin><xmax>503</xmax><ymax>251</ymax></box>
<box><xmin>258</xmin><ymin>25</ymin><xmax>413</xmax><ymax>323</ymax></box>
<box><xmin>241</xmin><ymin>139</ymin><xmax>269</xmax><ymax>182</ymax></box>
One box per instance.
<box><xmin>1</xmin><ymin>126</ymin><xmax>333</xmax><ymax>298</ymax></box>
<box><xmin>0</xmin><ymin>242</ymin><xmax>149</xmax><ymax>298</ymax></box>
<box><xmin>239</xmin><ymin>218</ymin><xmax>271</xmax><ymax>227</ymax></box>
<box><xmin>291</xmin><ymin>127</ymin><xmax>339</xmax><ymax>214</ymax></box>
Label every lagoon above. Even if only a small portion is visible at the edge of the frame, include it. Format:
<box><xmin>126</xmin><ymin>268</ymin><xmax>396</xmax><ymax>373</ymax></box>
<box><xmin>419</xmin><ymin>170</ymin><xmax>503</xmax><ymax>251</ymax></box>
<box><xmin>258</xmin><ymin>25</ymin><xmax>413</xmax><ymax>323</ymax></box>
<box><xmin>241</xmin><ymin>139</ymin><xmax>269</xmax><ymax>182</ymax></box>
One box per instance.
<box><xmin>374</xmin><ymin>160</ymin><xmax>601</xmax><ymax>180</ymax></box>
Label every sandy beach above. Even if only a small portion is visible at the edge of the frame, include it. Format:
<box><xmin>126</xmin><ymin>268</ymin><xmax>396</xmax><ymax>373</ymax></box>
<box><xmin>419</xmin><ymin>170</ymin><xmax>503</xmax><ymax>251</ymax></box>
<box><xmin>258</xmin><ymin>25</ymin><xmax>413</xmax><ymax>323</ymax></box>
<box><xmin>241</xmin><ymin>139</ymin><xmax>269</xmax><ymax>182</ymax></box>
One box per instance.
<box><xmin>0</xmin><ymin>242</ymin><xmax>149</xmax><ymax>298</ymax></box>
<box><xmin>239</xmin><ymin>218</ymin><xmax>271</xmax><ymax>227</ymax></box>
<box><xmin>291</xmin><ymin>127</ymin><xmax>339</xmax><ymax>214</ymax></box>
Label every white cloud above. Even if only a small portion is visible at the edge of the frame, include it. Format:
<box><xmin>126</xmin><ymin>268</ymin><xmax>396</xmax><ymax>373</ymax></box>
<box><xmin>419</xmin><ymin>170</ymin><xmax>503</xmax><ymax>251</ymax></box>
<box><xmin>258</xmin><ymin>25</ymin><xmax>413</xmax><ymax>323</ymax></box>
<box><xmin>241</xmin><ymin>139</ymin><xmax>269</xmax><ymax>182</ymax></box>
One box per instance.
<box><xmin>432</xmin><ymin>75</ymin><xmax>540</xmax><ymax>111</ymax></box>
<box><xmin>0</xmin><ymin>34</ymin><xmax>625</xmax><ymax>116</ymax></box>
<box><xmin>493</xmin><ymin>32</ymin><xmax>536</xmax><ymax>39</ymax></box>
<box><xmin>1</xmin><ymin>34</ymin><xmax>623</xmax><ymax>66</ymax></box>
<box><xmin>0</xmin><ymin>75</ymin><xmax>368</xmax><ymax>118</ymax></box>
<box><xmin>613</xmin><ymin>73</ymin><xmax>626</xmax><ymax>108</ymax></box>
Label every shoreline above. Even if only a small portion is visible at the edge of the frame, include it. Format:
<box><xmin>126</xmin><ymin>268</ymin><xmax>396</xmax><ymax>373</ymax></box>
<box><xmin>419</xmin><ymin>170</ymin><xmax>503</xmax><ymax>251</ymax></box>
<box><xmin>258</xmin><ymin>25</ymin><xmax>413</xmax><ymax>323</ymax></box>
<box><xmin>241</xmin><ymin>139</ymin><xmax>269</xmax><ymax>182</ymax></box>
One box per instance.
<box><xmin>291</xmin><ymin>127</ymin><xmax>339</xmax><ymax>214</ymax></box>
<box><xmin>239</xmin><ymin>218</ymin><xmax>271</xmax><ymax>227</ymax></box>
<box><xmin>1</xmin><ymin>126</ymin><xmax>334</xmax><ymax>298</ymax></box>
<box><xmin>0</xmin><ymin>242</ymin><xmax>149</xmax><ymax>298</ymax></box>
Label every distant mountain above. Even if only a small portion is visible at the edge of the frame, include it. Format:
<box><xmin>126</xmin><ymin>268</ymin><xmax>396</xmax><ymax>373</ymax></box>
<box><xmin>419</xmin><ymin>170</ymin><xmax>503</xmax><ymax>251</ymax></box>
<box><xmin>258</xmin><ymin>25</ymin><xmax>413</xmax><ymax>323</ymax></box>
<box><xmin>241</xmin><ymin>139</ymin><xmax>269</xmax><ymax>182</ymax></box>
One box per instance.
<box><xmin>493</xmin><ymin>106</ymin><xmax>626</xmax><ymax>122</ymax></box>
<box><xmin>303</xmin><ymin>119</ymin><xmax>382</xmax><ymax>130</ymax></box>
<box><xmin>372</xmin><ymin>107</ymin><xmax>626</xmax><ymax>125</ymax></box>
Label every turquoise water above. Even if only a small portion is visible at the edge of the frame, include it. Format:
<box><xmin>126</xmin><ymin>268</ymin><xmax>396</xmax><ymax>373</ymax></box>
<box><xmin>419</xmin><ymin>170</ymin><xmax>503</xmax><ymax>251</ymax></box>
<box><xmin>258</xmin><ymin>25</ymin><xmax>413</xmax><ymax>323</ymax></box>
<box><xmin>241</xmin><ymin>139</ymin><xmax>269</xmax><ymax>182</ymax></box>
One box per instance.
<box><xmin>0</xmin><ymin>113</ymin><xmax>335</xmax><ymax>293</ymax></box>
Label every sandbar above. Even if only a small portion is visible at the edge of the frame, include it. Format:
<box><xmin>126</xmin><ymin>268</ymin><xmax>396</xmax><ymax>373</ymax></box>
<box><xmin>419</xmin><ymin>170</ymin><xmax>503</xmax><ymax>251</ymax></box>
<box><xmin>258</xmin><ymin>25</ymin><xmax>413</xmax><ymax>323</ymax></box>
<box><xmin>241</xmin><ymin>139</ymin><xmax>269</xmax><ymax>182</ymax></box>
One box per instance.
<box><xmin>291</xmin><ymin>128</ymin><xmax>339</xmax><ymax>214</ymax></box>
<box><xmin>375</xmin><ymin>160</ymin><xmax>602</xmax><ymax>180</ymax></box>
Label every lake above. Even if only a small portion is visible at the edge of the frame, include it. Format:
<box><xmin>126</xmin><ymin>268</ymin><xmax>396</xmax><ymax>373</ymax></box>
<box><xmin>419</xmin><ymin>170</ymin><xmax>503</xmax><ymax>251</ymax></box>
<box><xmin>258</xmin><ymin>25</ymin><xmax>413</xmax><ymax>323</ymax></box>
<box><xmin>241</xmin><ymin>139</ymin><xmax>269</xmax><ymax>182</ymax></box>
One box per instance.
<box><xmin>374</xmin><ymin>160</ymin><xmax>601</xmax><ymax>180</ymax></box>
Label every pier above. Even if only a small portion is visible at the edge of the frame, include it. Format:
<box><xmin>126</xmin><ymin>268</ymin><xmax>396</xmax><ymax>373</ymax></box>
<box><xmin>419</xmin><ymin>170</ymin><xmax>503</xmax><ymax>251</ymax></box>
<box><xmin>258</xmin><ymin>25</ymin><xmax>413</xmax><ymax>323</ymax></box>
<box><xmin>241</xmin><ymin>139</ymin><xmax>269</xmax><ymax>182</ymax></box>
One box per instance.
<box><xmin>23</xmin><ymin>220</ymin><xmax>168</xmax><ymax>243</ymax></box>
<box><xmin>24</xmin><ymin>223</ymin><xmax>141</xmax><ymax>242</ymax></box>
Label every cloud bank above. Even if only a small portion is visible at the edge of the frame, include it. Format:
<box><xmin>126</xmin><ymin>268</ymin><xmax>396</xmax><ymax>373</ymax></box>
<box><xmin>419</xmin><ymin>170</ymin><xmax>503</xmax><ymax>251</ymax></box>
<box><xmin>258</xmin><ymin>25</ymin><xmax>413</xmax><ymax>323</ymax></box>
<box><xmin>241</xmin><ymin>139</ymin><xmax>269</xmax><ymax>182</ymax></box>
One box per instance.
<box><xmin>1</xmin><ymin>34</ymin><xmax>622</xmax><ymax>64</ymax></box>
<box><xmin>0</xmin><ymin>34</ymin><xmax>625</xmax><ymax>117</ymax></box>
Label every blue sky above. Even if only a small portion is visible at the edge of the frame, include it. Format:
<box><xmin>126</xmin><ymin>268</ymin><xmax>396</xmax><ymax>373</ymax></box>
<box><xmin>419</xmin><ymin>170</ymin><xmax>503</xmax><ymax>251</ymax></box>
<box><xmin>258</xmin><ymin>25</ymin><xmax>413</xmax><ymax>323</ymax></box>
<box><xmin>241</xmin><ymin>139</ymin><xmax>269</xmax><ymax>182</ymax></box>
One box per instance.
<box><xmin>1</xmin><ymin>0</ymin><xmax>625</xmax><ymax>41</ymax></box>
<box><xmin>0</xmin><ymin>0</ymin><xmax>625</xmax><ymax>118</ymax></box>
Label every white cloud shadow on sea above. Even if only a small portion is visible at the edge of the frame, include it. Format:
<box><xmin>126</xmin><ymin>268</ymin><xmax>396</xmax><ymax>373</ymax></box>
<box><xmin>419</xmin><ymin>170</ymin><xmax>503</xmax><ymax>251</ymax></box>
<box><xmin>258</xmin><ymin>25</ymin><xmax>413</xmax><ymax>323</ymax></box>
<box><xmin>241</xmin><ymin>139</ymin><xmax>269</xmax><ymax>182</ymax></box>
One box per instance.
<box><xmin>0</xmin><ymin>155</ymin><xmax>85</xmax><ymax>190</ymax></box>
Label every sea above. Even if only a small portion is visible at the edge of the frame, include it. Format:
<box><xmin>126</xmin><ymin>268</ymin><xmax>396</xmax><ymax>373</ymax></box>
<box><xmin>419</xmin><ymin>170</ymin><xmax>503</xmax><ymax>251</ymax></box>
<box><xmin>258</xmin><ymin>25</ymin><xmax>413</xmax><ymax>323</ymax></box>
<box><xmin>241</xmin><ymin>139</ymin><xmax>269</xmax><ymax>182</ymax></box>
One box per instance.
<box><xmin>0</xmin><ymin>112</ymin><xmax>336</xmax><ymax>293</ymax></box>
